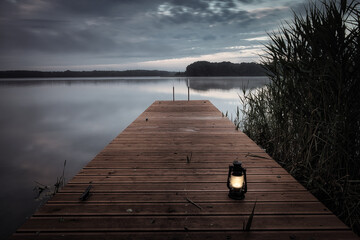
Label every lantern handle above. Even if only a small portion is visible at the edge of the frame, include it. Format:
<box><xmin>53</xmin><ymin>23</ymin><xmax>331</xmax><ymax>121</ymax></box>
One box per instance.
<box><xmin>227</xmin><ymin>165</ymin><xmax>233</xmax><ymax>189</ymax></box>
<box><xmin>243</xmin><ymin>168</ymin><xmax>247</xmax><ymax>193</ymax></box>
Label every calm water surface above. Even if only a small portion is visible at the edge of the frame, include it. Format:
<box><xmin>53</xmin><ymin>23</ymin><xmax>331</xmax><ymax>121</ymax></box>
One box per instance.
<box><xmin>0</xmin><ymin>76</ymin><xmax>268</xmax><ymax>238</ymax></box>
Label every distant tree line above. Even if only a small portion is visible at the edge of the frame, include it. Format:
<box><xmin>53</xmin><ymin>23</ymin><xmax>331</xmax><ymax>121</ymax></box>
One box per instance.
<box><xmin>185</xmin><ymin>61</ymin><xmax>266</xmax><ymax>76</ymax></box>
<box><xmin>0</xmin><ymin>62</ymin><xmax>266</xmax><ymax>78</ymax></box>
<box><xmin>0</xmin><ymin>70</ymin><xmax>176</xmax><ymax>78</ymax></box>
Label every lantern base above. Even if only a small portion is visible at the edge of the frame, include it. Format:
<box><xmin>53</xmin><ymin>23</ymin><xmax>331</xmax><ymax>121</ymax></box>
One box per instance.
<box><xmin>228</xmin><ymin>191</ymin><xmax>245</xmax><ymax>200</ymax></box>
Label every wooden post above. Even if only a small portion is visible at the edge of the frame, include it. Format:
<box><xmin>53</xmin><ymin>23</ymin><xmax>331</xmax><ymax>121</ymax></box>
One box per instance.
<box><xmin>187</xmin><ymin>79</ymin><xmax>190</xmax><ymax>101</ymax></box>
<box><xmin>173</xmin><ymin>86</ymin><xmax>175</xmax><ymax>101</ymax></box>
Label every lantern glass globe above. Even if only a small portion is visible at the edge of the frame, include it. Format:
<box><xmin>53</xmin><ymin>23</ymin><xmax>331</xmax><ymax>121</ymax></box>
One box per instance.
<box><xmin>230</xmin><ymin>175</ymin><xmax>244</xmax><ymax>189</ymax></box>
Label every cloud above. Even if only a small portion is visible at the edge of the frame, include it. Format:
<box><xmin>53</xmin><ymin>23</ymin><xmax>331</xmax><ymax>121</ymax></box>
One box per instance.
<box><xmin>244</xmin><ymin>36</ymin><xmax>269</xmax><ymax>41</ymax></box>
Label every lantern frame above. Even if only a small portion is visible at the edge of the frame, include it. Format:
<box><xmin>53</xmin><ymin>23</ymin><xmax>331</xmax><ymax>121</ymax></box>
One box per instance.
<box><xmin>227</xmin><ymin>160</ymin><xmax>247</xmax><ymax>200</ymax></box>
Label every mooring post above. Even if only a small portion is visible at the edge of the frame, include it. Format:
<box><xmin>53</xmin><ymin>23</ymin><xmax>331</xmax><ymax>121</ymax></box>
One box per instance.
<box><xmin>187</xmin><ymin>79</ymin><xmax>190</xmax><ymax>101</ymax></box>
<box><xmin>173</xmin><ymin>85</ymin><xmax>175</xmax><ymax>101</ymax></box>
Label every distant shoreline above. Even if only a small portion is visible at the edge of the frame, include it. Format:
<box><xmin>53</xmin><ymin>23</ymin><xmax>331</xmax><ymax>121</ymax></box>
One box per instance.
<box><xmin>0</xmin><ymin>70</ymin><xmax>179</xmax><ymax>78</ymax></box>
<box><xmin>0</xmin><ymin>62</ymin><xmax>267</xmax><ymax>78</ymax></box>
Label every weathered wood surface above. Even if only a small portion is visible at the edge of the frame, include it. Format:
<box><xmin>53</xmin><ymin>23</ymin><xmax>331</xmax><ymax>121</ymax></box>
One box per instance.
<box><xmin>12</xmin><ymin>100</ymin><xmax>358</xmax><ymax>239</ymax></box>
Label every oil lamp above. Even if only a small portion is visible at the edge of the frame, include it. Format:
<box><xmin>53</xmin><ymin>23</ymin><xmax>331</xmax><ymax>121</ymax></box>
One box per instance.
<box><xmin>227</xmin><ymin>161</ymin><xmax>247</xmax><ymax>200</ymax></box>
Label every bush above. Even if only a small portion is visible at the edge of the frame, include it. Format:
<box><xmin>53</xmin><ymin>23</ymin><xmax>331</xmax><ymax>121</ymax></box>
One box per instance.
<box><xmin>240</xmin><ymin>0</ymin><xmax>360</xmax><ymax>233</ymax></box>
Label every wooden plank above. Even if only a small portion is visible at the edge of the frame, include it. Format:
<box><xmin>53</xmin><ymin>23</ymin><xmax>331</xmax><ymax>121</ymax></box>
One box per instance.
<box><xmin>11</xmin><ymin>231</ymin><xmax>358</xmax><ymax>240</ymax></box>
<box><xmin>78</xmin><ymin>168</ymin><xmax>289</xmax><ymax>175</ymax></box>
<box><xmin>121</xmin><ymin>128</ymin><xmax>250</xmax><ymax>134</ymax></box>
<box><xmin>60</xmin><ymin>182</ymin><xmax>306</xmax><ymax>192</ymax></box>
<box><xmin>68</xmin><ymin>174</ymin><xmax>296</xmax><ymax>184</ymax></box>
<box><xmin>35</xmin><ymin>202</ymin><xmax>331</xmax><ymax>216</ymax></box>
<box><xmin>84</xmin><ymin>162</ymin><xmax>280</xmax><ymax>169</ymax></box>
<box><xmin>92</xmin><ymin>151</ymin><xmax>268</xmax><ymax>156</ymax></box>
<box><xmin>106</xmin><ymin>144</ymin><xmax>261</xmax><ymax>149</ymax></box>
<box><xmin>91</xmin><ymin>154</ymin><xmax>272</xmax><ymax>159</ymax></box>
<box><xmin>47</xmin><ymin>192</ymin><xmax>319</xmax><ymax>203</ymax></box>
<box><xmin>88</xmin><ymin>157</ymin><xmax>276</xmax><ymax>164</ymax></box>
<box><xmin>92</xmin><ymin>152</ymin><xmax>268</xmax><ymax>158</ymax></box>
<box><xmin>16</xmin><ymin>215</ymin><xmax>348</xmax><ymax>232</ymax></box>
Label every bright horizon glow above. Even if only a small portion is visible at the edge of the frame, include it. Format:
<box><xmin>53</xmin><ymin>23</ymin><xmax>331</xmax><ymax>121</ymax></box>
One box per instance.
<box><xmin>38</xmin><ymin>47</ymin><xmax>265</xmax><ymax>72</ymax></box>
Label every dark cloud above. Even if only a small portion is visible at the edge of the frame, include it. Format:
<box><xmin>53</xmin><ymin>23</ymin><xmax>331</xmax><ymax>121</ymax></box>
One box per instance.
<box><xmin>0</xmin><ymin>19</ymin><xmax>118</xmax><ymax>54</ymax></box>
<box><xmin>154</xmin><ymin>0</ymin><xmax>250</xmax><ymax>25</ymax></box>
<box><xmin>170</xmin><ymin>0</ymin><xmax>209</xmax><ymax>10</ymax></box>
<box><xmin>203</xmin><ymin>35</ymin><xmax>217</xmax><ymax>41</ymax></box>
<box><xmin>236</xmin><ymin>0</ymin><xmax>265</xmax><ymax>4</ymax></box>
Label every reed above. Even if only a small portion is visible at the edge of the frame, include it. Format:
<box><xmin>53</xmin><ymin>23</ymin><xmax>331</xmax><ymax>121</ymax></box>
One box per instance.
<box><xmin>240</xmin><ymin>0</ymin><xmax>360</xmax><ymax>233</ymax></box>
<box><xmin>34</xmin><ymin>160</ymin><xmax>67</xmax><ymax>201</ymax></box>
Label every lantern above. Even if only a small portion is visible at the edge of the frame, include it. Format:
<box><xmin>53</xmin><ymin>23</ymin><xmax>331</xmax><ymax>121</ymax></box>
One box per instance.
<box><xmin>227</xmin><ymin>161</ymin><xmax>247</xmax><ymax>200</ymax></box>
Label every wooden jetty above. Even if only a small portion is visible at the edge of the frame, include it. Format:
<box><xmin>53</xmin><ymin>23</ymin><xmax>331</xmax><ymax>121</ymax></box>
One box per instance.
<box><xmin>12</xmin><ymin>100</ymin><xmax>358</xmax><ymax>239</ymax></box>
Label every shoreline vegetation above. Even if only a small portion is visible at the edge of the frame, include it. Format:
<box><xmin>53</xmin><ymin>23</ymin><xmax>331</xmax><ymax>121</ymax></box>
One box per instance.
<box><xmin>0</xmin><ymin>62</ymin><xmax>266</xmax><ymax>78</ymax></box>
<box><xmin>239</xmin><ymin>0</ymin><xmax>359</xmax><ymax>235</ymax></box>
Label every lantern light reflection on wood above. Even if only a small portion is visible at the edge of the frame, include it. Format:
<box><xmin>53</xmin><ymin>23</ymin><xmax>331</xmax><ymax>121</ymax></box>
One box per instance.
<box><xmin>227</xmin><ymin>161</ymin><xmax>247</xmax><ymax>200</ymax></box>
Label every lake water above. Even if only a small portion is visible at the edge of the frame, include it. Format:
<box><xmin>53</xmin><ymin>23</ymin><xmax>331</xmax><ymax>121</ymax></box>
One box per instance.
<box><xmin>0</xmin><ymin>76</ymin><xmax>268</xmax><ymax>238</ymax></box>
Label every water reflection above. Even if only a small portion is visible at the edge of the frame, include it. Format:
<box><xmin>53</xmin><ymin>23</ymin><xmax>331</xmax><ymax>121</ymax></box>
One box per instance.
<box><xmin>188</xmin><ymin>76</ymin><xmax>268</xmax><ymax>91</ymax></box>
<box><xmin>0</xmin><ymin>76</ymin><xmax>268</xmax><ymax>238</ymax></box>
<box><xmin>0</xmin><ymin>76</ymin><xmax>268</xmax><ymax>90</ymax></box>
<box><xmin>0</xmin><ymin>77</ymin><xmax>173</xmax><ymax>86</ymax></box>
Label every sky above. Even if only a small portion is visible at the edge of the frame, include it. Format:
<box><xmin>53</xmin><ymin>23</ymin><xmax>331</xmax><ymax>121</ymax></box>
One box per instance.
<box><xmin>0</xmin><ymin>0</ymin><xmax>308</xmax><ymax>71</ymax></box>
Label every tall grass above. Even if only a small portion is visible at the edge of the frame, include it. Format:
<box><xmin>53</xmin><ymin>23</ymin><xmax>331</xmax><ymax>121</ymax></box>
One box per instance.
<box><xmin>240</xmin><ymin>0</ymin><xmax>360</xmax><ymax>233</ymax></box>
